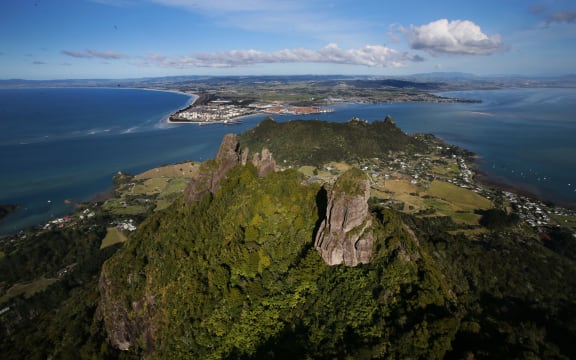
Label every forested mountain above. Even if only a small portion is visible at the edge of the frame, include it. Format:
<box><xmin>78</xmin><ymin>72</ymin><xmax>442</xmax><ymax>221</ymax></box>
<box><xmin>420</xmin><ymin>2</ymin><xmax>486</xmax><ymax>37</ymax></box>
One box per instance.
<box><xmin>238</xmin><ymin>116</ymin><xmax>425</xmax><ymax>167</ymax></box>
<box><xmin>1</xmin><ymin>118</ymin><xmax>575</xmax><ymax>359</ymax></box>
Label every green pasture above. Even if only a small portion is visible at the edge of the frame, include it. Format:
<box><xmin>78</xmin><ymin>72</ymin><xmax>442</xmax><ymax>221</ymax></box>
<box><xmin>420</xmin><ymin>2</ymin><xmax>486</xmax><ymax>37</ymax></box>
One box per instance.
<box><xmin>424</xmin><ymin>180</ymin><xmax>492</xmax><ymax>224</ymax></box>
<box><xmin>101</xmin><ymin>227</ymin><xmax>128</xmax><ymax>249</ymax></box>
<box><xmin>0</xmin><ymin>277</ymin><xmax>58</xmax><ymax>304</ymax></box>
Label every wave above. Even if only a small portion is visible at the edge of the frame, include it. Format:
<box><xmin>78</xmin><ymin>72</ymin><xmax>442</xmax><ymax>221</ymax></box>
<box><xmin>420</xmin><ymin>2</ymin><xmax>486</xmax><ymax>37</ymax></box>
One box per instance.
<box><xmin>7</xmin><ymin>128</ymin><xmax>116</xmax><ymax>145</ymax></box>
<box><xmin>463</xmin><ymin>111</ymin><xmax>494</xmax><ymax>117</ymax></box>
<box><xmin>121</xmin><ymin>126</ymin><xmax>139</xmax><ymax>134</ymax></box>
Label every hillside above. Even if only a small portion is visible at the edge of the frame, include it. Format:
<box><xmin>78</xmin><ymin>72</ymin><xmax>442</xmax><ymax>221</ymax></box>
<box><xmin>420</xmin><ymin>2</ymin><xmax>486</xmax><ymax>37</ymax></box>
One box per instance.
<box><xmin>1</xmin><ymin>118</ymin><xmax>576</xmax><ymax>359</ymax></box>
<box><xmin>238</xmin><ymin>116</ymin><xmax>426</xmax><ymax>167</ymax></box>
<box><xmin>99</xmin><ymin>165</ymin><xmax>460</xmax><ymax>359</ymax></box>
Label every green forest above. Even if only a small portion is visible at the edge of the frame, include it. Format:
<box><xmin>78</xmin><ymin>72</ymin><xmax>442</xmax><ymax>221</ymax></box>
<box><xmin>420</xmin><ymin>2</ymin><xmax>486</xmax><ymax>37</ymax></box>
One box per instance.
<box><xmin>1</xmin><ymin>119</ymin><xmax>575</xmax><ymax>359</ymax></box>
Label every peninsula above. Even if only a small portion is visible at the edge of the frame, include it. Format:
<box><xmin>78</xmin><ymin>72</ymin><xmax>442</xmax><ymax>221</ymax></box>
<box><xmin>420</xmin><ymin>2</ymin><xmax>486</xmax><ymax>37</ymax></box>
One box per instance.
<box><xmin>168</xmin><ymin>92</ymin><xmax>335</xmax><ymax>124</ymax></box>
<box><xmin>159</xmin><ymin>75</ymin><xmax>487</xmax><ymax>125</ymax></box>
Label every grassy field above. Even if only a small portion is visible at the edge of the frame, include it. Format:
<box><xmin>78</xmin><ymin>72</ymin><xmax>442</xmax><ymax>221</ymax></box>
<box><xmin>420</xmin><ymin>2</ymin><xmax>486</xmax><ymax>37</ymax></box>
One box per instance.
<box><xmin>424</xmin><ymin>180</ymin><xmax>492</xmax><ymax>224</ymax></box>
<box><xmin>370</xmin><ymin>175</ymin><xmax>493</xmax><ymax>224</ymax></box>
<box><xmin>0</xmin><ymin>277</ymin><xmax>58</xmax><ymax>304</ymax></box>
<box><xmin>373</xmin><ymin>179</ymin><xmax>424</xmax><ymax>212</ymax></box>
<box><xmin>428</xmin><ymin>181</ymin><xmax>492</xmax><ymax>210</ymax></box>
<box><xmin>431</xmin><ymin>161</ymin><xmax>460</xmax><ymax>177</ymax></box>
<box><xmin>135</xmin><ymin>162</ymin><xmax>200</xmax><ymax>180</ymax></box>
<box><xmin>551</xmin><ymin>214</ymin><xmax>576</xmax><ymax>228</ymax></box>
<box><xmin>105</xmin><ymin>162</ymin><xmax>197</xmax><ymax>216</ymax></box>
<box><xmin>133</xmin><ymin>178</ymin><xmax>169</xmax><ymax>195</ymax></box>
<box><xmin>102</xmin><ymin>200</ymin><xmax>148</xmax><ymax>215</ymax></box>
<box><xmin>101</xmin><ymin>227</ymin><xmax>128</xmax><ymax>249</ymax></box>
<box><xmin>297</xmin><ymin>166</ymin><xmax>316</xmax><ymax>177</ymax></box>
<box><xmin>327</xmin><ymin>161</ymin><xmax>351</xmax><ymax>172</ymax></box>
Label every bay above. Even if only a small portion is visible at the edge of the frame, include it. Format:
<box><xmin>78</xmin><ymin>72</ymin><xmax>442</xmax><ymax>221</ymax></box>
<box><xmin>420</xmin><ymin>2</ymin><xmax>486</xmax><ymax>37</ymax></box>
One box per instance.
<box><xmin>0</xmin><ymin>87</ymin><xmax>574</xmax><ymax>234</ymax></box>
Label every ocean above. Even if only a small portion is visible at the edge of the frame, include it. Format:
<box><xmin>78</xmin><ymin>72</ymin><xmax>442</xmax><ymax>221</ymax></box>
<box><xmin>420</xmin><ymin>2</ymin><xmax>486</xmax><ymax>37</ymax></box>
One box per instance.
<box><xmin>0</xmin><ymin>87</ymin><xmax>575</xmax><ymax>234</ymax></box>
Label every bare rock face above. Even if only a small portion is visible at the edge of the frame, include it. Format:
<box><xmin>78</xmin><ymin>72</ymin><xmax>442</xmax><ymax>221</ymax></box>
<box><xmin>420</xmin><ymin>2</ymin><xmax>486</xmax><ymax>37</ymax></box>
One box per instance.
<box><xmin>251</xmin><ymin>147</ymin><xmax>276</xmax><ymax>177</ymax></box>
<box><xmin>98</xmin><ymin>267</ymin><xmax>158</xmax><ymax>353</ymax></box>
<box><xmin>314</xmin><ymin>168</ymin><xmax>374</xmax><ymax>266</ymax></box>
<box><xmin>184</xmin><ymin>133</ymin><xmax>276</xmax><ymax>204</ymax></box>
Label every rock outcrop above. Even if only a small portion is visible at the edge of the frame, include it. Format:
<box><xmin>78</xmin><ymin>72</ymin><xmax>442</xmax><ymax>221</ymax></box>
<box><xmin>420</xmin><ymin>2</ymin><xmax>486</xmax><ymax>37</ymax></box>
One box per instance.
<box><xmin>184</xmin><ymin>134</ymin><xmax>275</xmax><ymax>203</ymax></box>
<box><xmin>251</xmin><ymin>147</ymin><xmax>276</xmax><ymax>177</ymax></box>
<box><xmin>97</xmin><ymin>267</ymin><xmax>158</xmax><ymax>353</ymax></box>
<box><xmin>314</xmin><ymin>168</ymin><xmax>374</xmax><ymax>266</ymax></box>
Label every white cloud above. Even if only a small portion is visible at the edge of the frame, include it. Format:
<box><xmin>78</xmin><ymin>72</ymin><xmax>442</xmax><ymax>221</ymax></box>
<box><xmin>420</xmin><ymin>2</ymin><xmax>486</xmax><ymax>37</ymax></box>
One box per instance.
<box><xmin>61</xmin><ymin>49</ymin><xmax>128</xmax><ymax>59</ymax></box>
<box><xmin>408</xmin><ymin>19</ymin><xmax>504</xmax><ymax>55</ymax></box>
<box><xmin>144</xmin><ymin>44</ymin><xmax>424</xmax><ymax>69</ymax></box>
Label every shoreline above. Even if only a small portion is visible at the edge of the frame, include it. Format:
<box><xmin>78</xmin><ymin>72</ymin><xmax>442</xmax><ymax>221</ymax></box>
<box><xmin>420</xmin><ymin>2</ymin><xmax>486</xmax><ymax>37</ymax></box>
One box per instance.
<box><xmin>164</xmin><ymin>110</ymin><xmax>262</xmax><ymax>125</ymax></box>
<box><xmin>475</xmin><ymin>172</ymin><xmax>575</xmax><ymax>209</ymax></box>
<box><xmin>1</xmin><ymin>87</ymin><xmax>574</xmax><ymax>235</ymax></box>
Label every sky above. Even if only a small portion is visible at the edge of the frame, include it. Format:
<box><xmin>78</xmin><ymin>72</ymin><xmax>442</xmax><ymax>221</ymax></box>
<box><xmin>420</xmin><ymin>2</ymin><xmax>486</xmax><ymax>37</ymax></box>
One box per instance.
<box><xmin>1</xmin><ymin>0</ymin><xmax>575</xmax><ymax>79</ymax></box>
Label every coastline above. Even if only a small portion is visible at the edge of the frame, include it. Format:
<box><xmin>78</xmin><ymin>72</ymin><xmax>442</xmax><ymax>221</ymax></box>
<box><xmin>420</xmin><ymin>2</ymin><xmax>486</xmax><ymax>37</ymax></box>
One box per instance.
<box><xmin>472</xmin><ymin>159</ymin><xmax>576</xmax><ymax>209</ymax></box>
<box><xmin>165</xmin><ymin>111</ymin><xmax>260</xmax><ymax>125</ymax></box>
<box><xmin>1</xmin><ymin>87</ymin><xmax>574</xmax><ymax>235</ymax></box>
<box><xmin>130</xmin><ymin>87</ymin><xmax>198</xmax><ymax>125</ymax></box>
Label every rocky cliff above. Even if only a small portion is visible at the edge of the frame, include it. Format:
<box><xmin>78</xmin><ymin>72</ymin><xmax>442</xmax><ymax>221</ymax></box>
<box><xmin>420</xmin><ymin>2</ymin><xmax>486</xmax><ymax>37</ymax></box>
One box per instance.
<box><xmin>184</xmin><ymin>133</ymin><xmax>275</xmax><ymax>203</ymax></box>
<box><xmin>98</xmin><ymin>267</ymin><xmax>158</xmax><ymax>353</ymax></box>
<box><xmin>314</xmin><ymin>167</ymin><xmax>374</xmax><ymax>266</ymax></box>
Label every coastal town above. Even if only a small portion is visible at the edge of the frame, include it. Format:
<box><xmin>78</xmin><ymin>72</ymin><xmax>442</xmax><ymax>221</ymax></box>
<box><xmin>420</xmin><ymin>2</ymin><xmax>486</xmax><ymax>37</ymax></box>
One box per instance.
<box><xmin>169</xmin><ymin>96</ymin><xmax>334</xmax><ymax>124</ymax></box>
<box><xmin>169</xmin><ymin>99</ymin><xmax>254</xmax><ymax>124</ymax></box>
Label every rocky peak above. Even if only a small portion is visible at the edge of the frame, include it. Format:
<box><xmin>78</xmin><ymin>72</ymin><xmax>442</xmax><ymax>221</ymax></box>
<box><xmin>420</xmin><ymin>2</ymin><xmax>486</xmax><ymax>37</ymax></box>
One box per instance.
<box><xmin>383</xmin><ymin>115</ymin><xmax>396</xmax><ymax>125</ymax></box>
<box><xmin>251</xmin><ymin>147</ymin><xmax>276</xmax><ymax>177</ymax></box>
<box><xmin>216</xmin><ymin>133</ymin><xmax>241</xmax><ymax>162</ymax></box>
<box><xmin>314</xmin><ymin>168</ymin><xmax>374</xmax><ymax>266</ymax></box>
<box><xmin>184</xmin><ymin>134</ymin><xmax>276</xmax><ymax>203</ymax></box>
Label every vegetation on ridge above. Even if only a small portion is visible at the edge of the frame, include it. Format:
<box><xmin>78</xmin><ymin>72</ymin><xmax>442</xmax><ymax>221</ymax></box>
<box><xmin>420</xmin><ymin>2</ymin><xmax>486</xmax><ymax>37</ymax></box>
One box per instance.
<box><xmin>100</xmin><ymin>165</ymin><xmax>460</xmax><ymax>359</ymax></box>
<box><xmin>1</xmin><ymin>117</ymin><xmax>575</xmax><ymax>359</ymax></box>
<box><xmin>239</xmin><ymin>116</ymin><xmax>425</xmax><ymax>167</ymax></box>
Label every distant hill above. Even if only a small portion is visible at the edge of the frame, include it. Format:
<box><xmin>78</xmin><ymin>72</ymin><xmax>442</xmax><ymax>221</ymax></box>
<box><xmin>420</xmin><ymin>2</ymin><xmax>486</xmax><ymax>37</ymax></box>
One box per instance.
<box><xmin>239</xmin><ymin>116</ymin><xmax>426</xmax><ymax>167</ymax></box>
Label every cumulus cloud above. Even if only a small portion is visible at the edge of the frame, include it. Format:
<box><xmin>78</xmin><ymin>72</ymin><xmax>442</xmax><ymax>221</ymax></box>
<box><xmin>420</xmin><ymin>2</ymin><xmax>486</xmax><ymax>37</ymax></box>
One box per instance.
<box><xmin>146</xmin><ymin>44</ymin><xmax>424</xmax><ymax>68</ymax></box>
<box><xmin>61</xmin><ymin>49</ymin><xmax>128</xmax><ymax>59</ymax></box>
<box><xmin>408</xmin><ymin>19</ymin><xmax>503</xmax><ymax>55</ymax></box>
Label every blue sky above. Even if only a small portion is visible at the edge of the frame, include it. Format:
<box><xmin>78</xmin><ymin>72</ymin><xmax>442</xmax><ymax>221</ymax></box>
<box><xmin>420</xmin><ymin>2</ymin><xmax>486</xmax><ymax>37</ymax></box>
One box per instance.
<box><xmin>1</xmin><ymin>0</ymin><xmax>575</xmax><ymax>79</ymax></box>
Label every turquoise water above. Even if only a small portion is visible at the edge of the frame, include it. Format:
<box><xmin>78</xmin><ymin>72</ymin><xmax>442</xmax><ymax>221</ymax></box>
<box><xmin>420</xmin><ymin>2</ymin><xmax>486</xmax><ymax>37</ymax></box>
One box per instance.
<box><xmin>0</xmin><ymin>87</ymin><xmax>575</xmax><ymax>234</ymax></box>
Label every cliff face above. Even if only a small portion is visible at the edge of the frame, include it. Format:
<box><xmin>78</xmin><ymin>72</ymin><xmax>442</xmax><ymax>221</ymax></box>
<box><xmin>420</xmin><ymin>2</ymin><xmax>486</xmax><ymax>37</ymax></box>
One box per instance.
<box><xmin>251</xmin><ymin>147</ymin><xmax>276</xmax><ymax>177</ymax></box>
<box><xmin>98</xmin><ymin>267</ymin><xmax>158</xmax><ymax>353</ymax></box>
<box><xmin>184</xmin><ymin>133</ymin><xmax>275</xmax><ymax>203</ymax></box>
<box><xmin>314</xmin><ymin>168</ymin><xmax>374</xmax><ymax>266</ymax></box>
